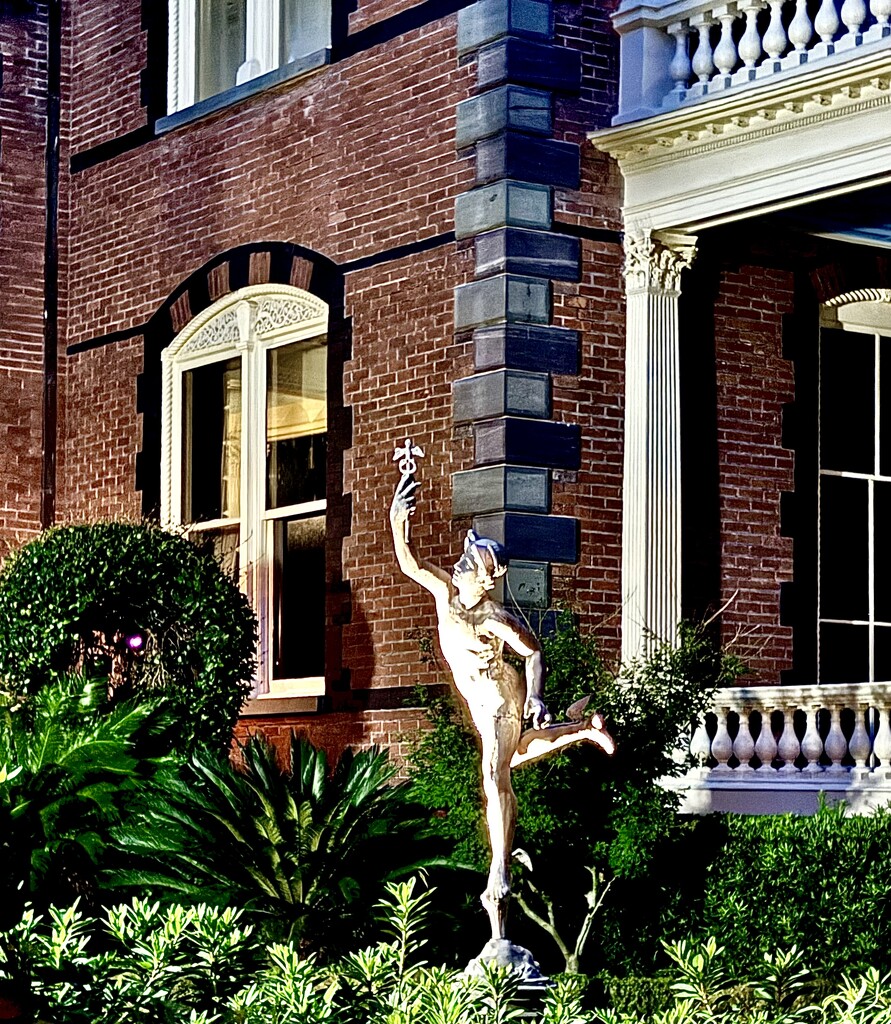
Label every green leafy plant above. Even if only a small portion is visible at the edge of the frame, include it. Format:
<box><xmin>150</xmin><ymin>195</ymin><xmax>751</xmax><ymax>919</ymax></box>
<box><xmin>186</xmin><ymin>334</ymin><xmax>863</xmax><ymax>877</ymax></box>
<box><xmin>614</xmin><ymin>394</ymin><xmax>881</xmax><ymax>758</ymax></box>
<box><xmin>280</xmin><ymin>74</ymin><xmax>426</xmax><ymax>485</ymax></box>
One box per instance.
<box><xmin>112</xmin><ymin>734</ymin><xmax>450</xmax><ymax>953</ymax></box>
<box><xmin>5</xmin><ymin>885</ymin><xmax>891</xmax><ymax>1024</ymax></box>
<box><xmin>677</xmin><ymin>800</ymin><xmax>891</xmax><ymax>979</ymax></box>
<box><xmin>407</xmin><ymin>617</ymin><xmax>742</xmax><ymax>975</ymax></box>
<box><xmin>0</xmin><ymin>521</ymin><xmax>257</xmax><ymax>753</ymax></box>
<box><xmin>0</xmin><ymin>673</ymin><xmax>170</xmax><ymax>921</ymax></box>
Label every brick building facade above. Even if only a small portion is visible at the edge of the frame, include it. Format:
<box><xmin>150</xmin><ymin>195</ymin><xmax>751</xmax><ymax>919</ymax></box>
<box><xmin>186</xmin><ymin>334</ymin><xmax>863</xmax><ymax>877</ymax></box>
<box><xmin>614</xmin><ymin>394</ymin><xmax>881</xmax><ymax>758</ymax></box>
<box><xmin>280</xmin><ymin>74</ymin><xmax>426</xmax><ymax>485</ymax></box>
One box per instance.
<box><xmin>2</xmin><ymin>0</ymin><xmax>891</xmax><ymax>797</ymax></box>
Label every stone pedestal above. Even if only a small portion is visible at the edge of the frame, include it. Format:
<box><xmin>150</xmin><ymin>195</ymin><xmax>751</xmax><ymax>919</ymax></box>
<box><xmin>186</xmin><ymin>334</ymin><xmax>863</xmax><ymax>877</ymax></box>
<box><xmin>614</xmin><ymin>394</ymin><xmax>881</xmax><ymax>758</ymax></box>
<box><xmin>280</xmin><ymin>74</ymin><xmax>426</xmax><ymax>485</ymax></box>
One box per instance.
<box><xmin>466</xmin><ymin>937</ymin><xmax>548</xmax><ymax>986</ymax></box>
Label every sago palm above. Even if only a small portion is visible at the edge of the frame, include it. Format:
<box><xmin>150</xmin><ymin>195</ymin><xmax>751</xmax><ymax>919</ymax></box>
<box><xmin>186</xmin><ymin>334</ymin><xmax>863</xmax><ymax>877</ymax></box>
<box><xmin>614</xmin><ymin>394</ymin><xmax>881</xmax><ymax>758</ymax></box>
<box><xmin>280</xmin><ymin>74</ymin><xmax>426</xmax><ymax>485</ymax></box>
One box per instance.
<box><xmin>112</xmin><ymin>733</ymin><xmax>448</xmax><ymax>952</ymax></box>
<box><xmin>0</xmin><ymin>674</ymin><xmax>168</xmax><ymax>923</ymax></box>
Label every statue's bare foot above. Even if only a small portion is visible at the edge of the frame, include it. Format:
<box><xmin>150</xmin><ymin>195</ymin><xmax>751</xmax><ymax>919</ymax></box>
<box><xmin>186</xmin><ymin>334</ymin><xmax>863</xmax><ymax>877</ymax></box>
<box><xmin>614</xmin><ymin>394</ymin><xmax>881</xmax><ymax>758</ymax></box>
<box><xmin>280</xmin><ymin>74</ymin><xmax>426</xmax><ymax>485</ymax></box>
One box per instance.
<box><xmin>481</xmin><ymin>866</ymin><xmax>511</xmax><ymax>939</ymax></box>
<box><xmin>584</xmin><ymin>712</ymin><xmax>616</xmax><ymax>756</ymax></box>
<box><xmin>483</xmin><ymin>864</ymin><xmax>511</xmax><ymax>904</ymax></box>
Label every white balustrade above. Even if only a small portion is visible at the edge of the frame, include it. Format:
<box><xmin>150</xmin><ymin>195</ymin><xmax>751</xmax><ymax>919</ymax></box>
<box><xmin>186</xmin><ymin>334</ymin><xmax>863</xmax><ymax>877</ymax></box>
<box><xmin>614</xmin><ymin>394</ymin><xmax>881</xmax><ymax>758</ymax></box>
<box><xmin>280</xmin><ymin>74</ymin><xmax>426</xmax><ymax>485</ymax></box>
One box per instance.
<box><xmin>613</xmin><ymin>0</ymin><xmax>891</xmax><ymax>121</ymax></box>
<box><xmin>688</xmin><ymin>683</ymin><xmax>891</xmax><ymax>780</ymax></box>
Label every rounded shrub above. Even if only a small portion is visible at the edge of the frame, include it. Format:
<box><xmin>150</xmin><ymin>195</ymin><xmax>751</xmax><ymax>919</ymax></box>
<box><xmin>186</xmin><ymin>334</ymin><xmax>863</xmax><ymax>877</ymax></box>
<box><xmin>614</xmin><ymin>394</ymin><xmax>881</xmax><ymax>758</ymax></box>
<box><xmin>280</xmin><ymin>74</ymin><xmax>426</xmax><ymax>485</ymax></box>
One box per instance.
<box><xmin>0</xmin><ymin>521</ymin><xmax>256</xmax><ymax>752</ymax></box>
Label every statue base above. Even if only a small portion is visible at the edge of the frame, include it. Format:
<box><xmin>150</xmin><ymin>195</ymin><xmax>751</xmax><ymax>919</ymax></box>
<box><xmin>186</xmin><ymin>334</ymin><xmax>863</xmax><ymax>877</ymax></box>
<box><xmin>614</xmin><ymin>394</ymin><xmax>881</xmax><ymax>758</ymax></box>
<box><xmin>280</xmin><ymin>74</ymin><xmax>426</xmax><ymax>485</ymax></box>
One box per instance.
<box><xmin>465</xmin><ymin>938</ymin><xmax>548</xmax><ymax>988</ymax></box>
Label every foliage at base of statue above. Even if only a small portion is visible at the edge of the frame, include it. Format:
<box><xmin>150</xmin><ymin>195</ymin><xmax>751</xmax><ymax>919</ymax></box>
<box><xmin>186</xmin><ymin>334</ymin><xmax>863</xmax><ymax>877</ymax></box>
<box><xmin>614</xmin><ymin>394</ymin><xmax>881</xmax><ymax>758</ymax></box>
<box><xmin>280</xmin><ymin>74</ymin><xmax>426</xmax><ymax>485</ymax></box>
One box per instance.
<box><xmin>109</xmin><ymin>732</ymin><xmax>454</xmax><ymax>955</ymax></box>
<box><xmin>596</xmin><ymin>937</ymin><xmax>891</xmax><ymax>1024</ymax></box>
<box><xmin>667</xmin><ymin>799</ymin><xmax>891</xmax><ymax>979</ymax></box>
<box><xmin>0</xmin><ymin>521</ymin><xmax>257</xmax><ymax>753</ymax></box>
<box><xmin>0</xmin><ymin>881</ymin><xmax>591</xmax><ymax>1024</ymax></box>
<box><xmin>599</xmin><ymin>975</ymin><xmax>673</xmax><ymax>1018</ymax></box>
<box><xmin>0</xmin><ymin>673</ymin><xmax>173</xmax><ymax>924</ymax></box>
<box><xmin>2</xmin><ymin>883</ymin><xmax>891</xmax><ymax>1024</ymax></box>
<box><xmin>406</xmin><ymin>616</ymin><xmax>743</xmax><ymax>975</ymax></box>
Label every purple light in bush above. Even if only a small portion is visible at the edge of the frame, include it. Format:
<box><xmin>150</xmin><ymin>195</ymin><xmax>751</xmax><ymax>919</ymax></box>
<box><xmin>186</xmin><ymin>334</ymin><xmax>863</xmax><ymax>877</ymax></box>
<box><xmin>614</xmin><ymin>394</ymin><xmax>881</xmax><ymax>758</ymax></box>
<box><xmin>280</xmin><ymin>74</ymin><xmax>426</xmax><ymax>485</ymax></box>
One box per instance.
<box><xmin>126</xmin><ymin>633</ymin><xmax>144</xmax><ymax>652</ymax></box>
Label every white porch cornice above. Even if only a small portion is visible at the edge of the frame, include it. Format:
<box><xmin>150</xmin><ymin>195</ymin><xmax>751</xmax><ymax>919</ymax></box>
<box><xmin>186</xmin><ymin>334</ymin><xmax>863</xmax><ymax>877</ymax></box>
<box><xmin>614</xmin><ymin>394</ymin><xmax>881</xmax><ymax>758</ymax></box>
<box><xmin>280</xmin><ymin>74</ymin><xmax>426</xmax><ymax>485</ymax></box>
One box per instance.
<box><xmin>590</xmin><ymin>50</ymin><xmax>891</xmax><ymax>234</ymax></box>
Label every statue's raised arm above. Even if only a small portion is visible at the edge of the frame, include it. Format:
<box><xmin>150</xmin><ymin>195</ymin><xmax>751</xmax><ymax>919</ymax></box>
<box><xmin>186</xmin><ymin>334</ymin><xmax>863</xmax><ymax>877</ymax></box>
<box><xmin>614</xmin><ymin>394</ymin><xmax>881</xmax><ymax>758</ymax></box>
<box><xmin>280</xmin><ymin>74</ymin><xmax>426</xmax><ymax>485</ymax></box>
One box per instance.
<box><xmin>388</xmin><ymin>440</ymin><xmax>615</xmax><ymax>980</ymax></box>
<box><xmin>389</xmin><ymin>473</ymin><xmax>451</xmax><ymax>599</ymax></box>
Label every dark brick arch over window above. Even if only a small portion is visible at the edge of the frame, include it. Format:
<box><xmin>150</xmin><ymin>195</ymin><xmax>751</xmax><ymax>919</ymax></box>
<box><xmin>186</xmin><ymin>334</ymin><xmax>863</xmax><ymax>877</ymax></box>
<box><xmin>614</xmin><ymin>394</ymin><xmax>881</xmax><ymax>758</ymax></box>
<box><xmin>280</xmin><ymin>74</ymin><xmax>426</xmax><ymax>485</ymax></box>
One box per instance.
<box><xmin>135</xmin><ymin>241</ymin><xmax>353</xmax><ymax>697</ymax></box>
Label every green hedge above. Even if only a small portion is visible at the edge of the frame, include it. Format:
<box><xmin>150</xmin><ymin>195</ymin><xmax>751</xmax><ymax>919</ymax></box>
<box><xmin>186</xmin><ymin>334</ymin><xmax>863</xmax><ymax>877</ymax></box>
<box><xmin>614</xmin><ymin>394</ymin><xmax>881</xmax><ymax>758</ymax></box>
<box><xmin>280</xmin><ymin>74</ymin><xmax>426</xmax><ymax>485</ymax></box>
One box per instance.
<box><xmin>668</xmin><ymin>800</ymin><xmax>891</xmax><ymax>978</ymax></box>
<box><xmin>0</xmin><ymin>522</ymin><xmax>256</xmax><ymax>752</ymax></box>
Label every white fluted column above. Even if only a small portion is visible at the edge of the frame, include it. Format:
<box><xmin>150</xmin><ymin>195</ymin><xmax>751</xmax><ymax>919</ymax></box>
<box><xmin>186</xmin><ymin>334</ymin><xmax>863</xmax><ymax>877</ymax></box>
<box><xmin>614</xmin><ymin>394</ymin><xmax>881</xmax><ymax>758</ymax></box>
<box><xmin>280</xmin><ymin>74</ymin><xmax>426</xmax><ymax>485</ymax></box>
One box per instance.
<box><xmin>621</xmin><ymin>230</ymin><xmax>697</xmax><ymax>661</ymax></box>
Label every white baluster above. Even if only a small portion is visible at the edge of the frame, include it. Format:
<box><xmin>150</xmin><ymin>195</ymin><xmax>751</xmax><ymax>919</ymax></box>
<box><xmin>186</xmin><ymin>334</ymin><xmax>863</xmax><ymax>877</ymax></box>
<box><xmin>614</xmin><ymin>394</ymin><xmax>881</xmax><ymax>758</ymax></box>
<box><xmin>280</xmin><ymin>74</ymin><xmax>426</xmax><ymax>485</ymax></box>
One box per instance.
<box><xmin>763</xmin><ymin>0</ymin><xmax>789</xmax><ymax>58</ymax></box>
<box><xmin>870</xmin><ymin>0</ymin><xmax>891</xmax><ymax>28</ymax></box>
<box><xmin>733</xmin><ymin>708</ymin><xmax>756</xmax><ymax>771</ymax></box>
<box><xmin>777</xmin><ymin>708</ymin><xmax>801</xmax><ymax>773</ymax></box>
<box><xmin>714</xmin><ymin>12</ymin><xmax>739</xmax><ymax>77</ymax></box>
<box><xmin>711</xmin><ymin>706</ymin><xmax>734</xmax><ymax>771</ymax></box>
<box><xmin>738</xmin><ymin>1</ymin><xmax>765</xmax><ymax>67</ymax></box>
<box><xmin>789</xmin><ymin>0</ymin><xmax>815</xmax><ymax>49</ymax></box>
<box><xmin>754</xmin><ymin>708</ymin><xmax>778</xmax><ymax>772</ymax></box>
<box><xmin>669</xmin><ymin>24</ymin><xmax>694</xmax><ymax>92</ymax></box>
<box><xmin>814</xmin><ymin>0</ymin><xmax>840</xmax><ymax>42</ymax></box>
<box><xmin>691</xmin><ymin>20</ymin><xmax>717</xmax><ymax>83</ymax></box>
<box><xmin>824</xmin><ymin>703</ymin><xmax>848</xmax><ymax>773</ymax></box>
<box><xmin>690</xmin><ymin>719</ymin><xmax>712</xmax><ymax>769</ymax></box>
<box><xmin>873</xmin><ymin>704</ymin><xmax>891</xmax><ymax>774</ymax></box>
<box><xmin>840</xmin><ymin>0</ymin><xmax>867</xmax><ymax>36</ymax></box>
<box><xmin>849</xmin><ymin>703</ymin><xmax>872</xmax><ymax>773</ymax></box>
<box><xmin>800</xmin><ymin>704</ymin><xmax>824</xmax><ymax>773</ymax></box>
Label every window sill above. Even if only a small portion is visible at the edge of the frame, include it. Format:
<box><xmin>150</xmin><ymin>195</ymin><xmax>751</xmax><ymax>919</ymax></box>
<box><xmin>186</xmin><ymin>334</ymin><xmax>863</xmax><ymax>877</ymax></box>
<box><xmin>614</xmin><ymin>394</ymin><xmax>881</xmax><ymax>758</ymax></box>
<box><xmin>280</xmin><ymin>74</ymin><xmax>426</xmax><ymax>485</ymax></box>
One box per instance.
<box><xmin>156</xmin><ymin>48</ymin><xmax>330</xmax><ymax>135</ymax></box>
<box><xmin>241</xmin><ymin>693</ymin><xmax>324</xmax><ymax>716</ymax></box>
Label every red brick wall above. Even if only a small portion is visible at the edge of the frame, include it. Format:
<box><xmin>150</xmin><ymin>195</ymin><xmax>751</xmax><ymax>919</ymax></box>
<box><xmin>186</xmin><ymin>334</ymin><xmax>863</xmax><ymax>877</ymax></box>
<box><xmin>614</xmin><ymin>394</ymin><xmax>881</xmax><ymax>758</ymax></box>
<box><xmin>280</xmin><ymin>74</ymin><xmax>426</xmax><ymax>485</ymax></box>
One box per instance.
<box><xmin>68</xmin><ymin>0</ymin><xmax>146</xmax><ymax>152</ymax></box>
<box><xmin>349</xmin><ymin>0</ymin><xmax>426</xmax><ymax>34</ymax></box>
<box><xmin>551</xmin><ymin>9</ymin><xmax>625</xmax><ymax>661</ymax></box>
<box><xmin>0</xmin><ymin>9</ymin><xmax>50</xmax><ymax>559</ymax></box>
<box><xmin>57</xmin><ymin>337</ymin><xmax>143</xmax><ymax>522</ymax></box>
<box><xmin>54</xmin><ymin>2</ymin><xmax>477</xmax><ymax>697</ymax></box>
<box><xmin>234</xmin><ymin>707</ymin><xmax>433</xmax><ymax>768</ymax></box>
<box><xmin>713</xmin><ymin>264</ymin><xmax>796</xmax><ymax>682</ymax></box>
<box><xmin>342</xmin><ymin>242</ymin><xmax>475</xmax><ymax>690</ymax></box>
<box><xmin>550</xmin><ymin>237</ymin><xmax>625</xmax><ymax>659</ymax></box>
<box><xmin>63</xmin><ymin>13</ymin><xmax>474</xmax><ymax>346</ymax></box>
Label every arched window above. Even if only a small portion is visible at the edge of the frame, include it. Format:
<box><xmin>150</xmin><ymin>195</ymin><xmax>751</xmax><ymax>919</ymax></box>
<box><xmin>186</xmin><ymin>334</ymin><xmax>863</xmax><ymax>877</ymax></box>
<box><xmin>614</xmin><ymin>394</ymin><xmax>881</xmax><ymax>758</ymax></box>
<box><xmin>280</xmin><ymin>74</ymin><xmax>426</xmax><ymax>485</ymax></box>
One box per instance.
<box><xmin>818</xmin><ymin>291</ymin><xmax>891</xmax><ymax>683</ymax></box>
<box><xmin>161</xmin><ymin>285</ymin><xmax>328</xmax><ymax>697</ymax></box>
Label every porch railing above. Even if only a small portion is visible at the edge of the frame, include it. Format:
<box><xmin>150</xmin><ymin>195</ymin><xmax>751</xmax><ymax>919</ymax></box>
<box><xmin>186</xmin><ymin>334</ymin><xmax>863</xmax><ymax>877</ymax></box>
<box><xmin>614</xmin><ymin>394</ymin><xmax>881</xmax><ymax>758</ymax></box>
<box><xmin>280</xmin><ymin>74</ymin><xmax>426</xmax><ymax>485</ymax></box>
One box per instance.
<box><xmin>667</xmin><ymin>683</ymin><xmax>891</xmax><ymax>813</ymax></box>
<box><xmin>691</xmin><ymin>682</ymin><xmax>891</xmax><ymax>774</ymax></box>
<box><xmin>612</xmin><ymin>0</ymin><xmax>891</xmax><ymax>122</ymax></box>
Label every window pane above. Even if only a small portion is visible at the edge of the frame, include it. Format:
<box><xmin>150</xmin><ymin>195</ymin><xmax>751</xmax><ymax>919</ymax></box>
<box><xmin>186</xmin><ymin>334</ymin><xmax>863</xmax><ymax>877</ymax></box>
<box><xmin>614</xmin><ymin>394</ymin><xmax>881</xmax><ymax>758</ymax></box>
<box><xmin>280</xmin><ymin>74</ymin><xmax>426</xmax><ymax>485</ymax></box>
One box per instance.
<box><xmin>189</xmin><ymin>524</ymin><xmax>240</xmax><ymax>580</ymax></box>
<box><xmin>196</xmin><ymin>0</ymin><xmax>247</xmax><ymax>101</ymax></box>
<box><xmin>880</xmin><ymin>337</ymin><xmax>891</xmax><ymax>477</ymax></box>
<box><xmin>266</xmin><ymin>339</ymin><xmax>327</xmax><ymax>509</ymax></box>
<box><xmin>875</xmin><ymin>627</ymin><xmax>891</xmax><ymax>681</ymax></box>
<box><xmin>820</xmin><ymin>622</ymin><xmax>868</xmax><ymax>683</ymax></box>
<box><xmin>820</xmin><ymin>474</ymin><xmax>868</xmax><ymax>620</ymax></box>
<box><xmin>280</xmin><ymin>0</ymin><xmax>331</xmax><ymax>64</ymax></box>
<box><xmin>876</xmin><ymin>482</ymin><xmax>891</xmax><ymax>622</ymax></box>
<box><xmin>272</xmin><ymin>515</ymin><xmax>325</xmax><ymax>680</ymax></box>
<box><xmin>183</xmin><ymin>358</ymin><xmax>241</xmax><ymax>523</ymax></box>
<box><xmin>820</xmin><ymin>327</ymin><xmax>875</xmax><ymax>473</ymax></box>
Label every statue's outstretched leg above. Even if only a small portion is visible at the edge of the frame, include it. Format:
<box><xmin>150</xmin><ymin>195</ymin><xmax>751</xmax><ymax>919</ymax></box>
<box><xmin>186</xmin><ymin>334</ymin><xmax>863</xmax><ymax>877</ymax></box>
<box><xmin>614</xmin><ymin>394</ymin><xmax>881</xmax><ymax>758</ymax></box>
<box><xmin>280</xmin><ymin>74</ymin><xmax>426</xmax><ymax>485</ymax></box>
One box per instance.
<box><xmin>510</xmin><ymin>713</ymin><xmax>615</xmax><ymax>769</ymax></box>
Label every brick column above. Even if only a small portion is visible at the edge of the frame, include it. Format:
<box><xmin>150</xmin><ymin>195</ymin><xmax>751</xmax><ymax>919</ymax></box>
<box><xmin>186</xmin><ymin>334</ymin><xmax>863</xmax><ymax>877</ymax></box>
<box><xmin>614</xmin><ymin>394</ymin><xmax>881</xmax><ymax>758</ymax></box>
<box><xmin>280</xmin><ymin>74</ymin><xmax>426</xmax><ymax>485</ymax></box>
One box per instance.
<box><xmin>621</xmin><ymin>230</ymin><xmax>696</xmax><ymax>659</ymax></box>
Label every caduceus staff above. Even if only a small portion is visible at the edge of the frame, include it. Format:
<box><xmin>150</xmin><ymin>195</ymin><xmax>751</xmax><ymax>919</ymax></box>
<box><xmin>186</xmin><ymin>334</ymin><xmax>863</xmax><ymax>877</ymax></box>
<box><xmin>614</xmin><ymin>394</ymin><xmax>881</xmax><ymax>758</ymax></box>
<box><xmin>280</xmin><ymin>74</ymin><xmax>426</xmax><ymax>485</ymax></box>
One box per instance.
<box><xmin>392</xmin><ymin>437</ymin><xmax>425</xmax><ymax>541</ymax></box>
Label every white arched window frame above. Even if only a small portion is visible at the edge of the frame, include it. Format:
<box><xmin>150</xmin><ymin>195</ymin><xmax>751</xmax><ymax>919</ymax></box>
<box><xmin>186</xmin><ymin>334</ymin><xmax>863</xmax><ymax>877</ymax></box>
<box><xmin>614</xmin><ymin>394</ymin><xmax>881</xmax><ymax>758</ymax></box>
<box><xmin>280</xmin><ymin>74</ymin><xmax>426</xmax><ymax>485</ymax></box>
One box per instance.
<box><xmin>167</xmin><ymin>0</ymin><xmax>331</xmax><ymax>114</ymax></box>
<box><xmin>162</xmin><ymin>285</ymin><xmax>329</xmax><ymax>698</ymax></box>
<box><xmin>818</xmin><ymin>290</ymin><xmax>891</xmax><ymax>684</ymax></box>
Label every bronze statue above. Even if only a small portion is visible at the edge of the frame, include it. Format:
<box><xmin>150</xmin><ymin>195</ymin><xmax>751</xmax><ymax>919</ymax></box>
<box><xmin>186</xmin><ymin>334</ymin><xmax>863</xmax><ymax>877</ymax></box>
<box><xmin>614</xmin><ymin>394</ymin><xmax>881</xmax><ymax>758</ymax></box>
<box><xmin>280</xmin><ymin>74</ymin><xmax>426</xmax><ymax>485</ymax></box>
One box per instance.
<box><xmin>389</xmin><ymin>455</ymin><xmax>615</xmax><ymax>952</ymax></box>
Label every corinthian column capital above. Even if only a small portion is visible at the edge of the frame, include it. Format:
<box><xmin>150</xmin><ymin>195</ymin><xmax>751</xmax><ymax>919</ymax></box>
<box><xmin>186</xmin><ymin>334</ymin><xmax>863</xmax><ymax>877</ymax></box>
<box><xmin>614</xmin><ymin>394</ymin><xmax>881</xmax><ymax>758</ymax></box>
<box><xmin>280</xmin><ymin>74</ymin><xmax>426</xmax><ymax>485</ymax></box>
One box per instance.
<box><xmin>623</xmin><ymin>230</ymin><xmax>697</xmax><ymax>295</ymax></box>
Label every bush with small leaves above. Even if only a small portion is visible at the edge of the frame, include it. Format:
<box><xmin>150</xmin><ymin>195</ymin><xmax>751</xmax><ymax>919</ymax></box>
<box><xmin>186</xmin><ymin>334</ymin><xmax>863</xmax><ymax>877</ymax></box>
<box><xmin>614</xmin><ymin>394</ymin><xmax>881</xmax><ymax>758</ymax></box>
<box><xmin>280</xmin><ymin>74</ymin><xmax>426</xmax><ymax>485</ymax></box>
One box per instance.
<box><xmin>0</xmin><ymin>521</ymin><xmax>256</xmax><ymax>753</ymax></box>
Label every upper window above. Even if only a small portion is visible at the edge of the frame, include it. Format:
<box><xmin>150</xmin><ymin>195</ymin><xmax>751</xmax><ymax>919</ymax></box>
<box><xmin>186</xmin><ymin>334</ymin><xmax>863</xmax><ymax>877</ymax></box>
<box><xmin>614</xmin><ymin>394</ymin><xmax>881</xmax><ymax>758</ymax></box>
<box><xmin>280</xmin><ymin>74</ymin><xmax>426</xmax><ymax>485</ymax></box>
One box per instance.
<box><xmin>162</xmin><ymin>286</ymin><xmax>329</xmax><ymax>698</ymax></box>
<box><xmin>818</xmin><ymin>296</ymin><xmax>891</xmax><ymax>683</ymax></box>
<box><xmin>167</xmin><ymin>0</ymin><xmax>331</xmax><ymax>113</ymax></box>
